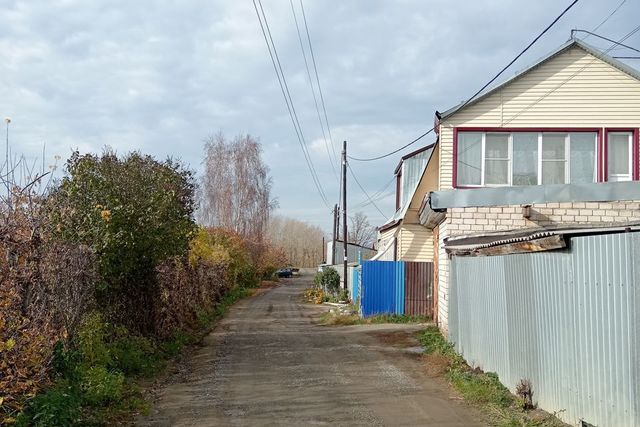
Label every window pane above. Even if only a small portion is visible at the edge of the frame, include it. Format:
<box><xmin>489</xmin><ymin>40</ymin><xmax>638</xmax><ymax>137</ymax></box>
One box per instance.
<box><xmin>608</xmin><ymin>133</ymin><xmax>631</xmax><ymax>179</ymax></box>
<box><xmin>542</xmin><ymin>134</ymin><xmax>566</xmax><ymax>160</ymax></box>
<box><xmin>513</xmin><ymin>133</ymin><xmax>538</xmax><ymax>185</ymax></box>
<box><xmin>485</xmin><ymin>160</ymin><xmax>509</xmax><ymax>185</ymax></box>
<box><xmin>457</xmin><ymin>132</ymin><xmax>482</xmax><ymax>186</ymax></box>
<box><xmin>570</xmin><ymin>133</ymin><xmax>596</xmax><ymax>184</ymax></box>
<box><xmin>485</xmin><ymin>134</ymin><xmax>509</xmax><ymax>158</ymax></box>
<box><xmin>542</xmin><ymin>161</ymin><xmax>566</xmax><ymax>184</ymax></box>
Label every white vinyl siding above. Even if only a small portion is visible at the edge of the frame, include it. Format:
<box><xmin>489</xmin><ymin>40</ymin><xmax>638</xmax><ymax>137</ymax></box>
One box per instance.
<box><xmin>439</xmin><ymin>45</ymin><xmax>640</xmax><ymax>190</ymax></box>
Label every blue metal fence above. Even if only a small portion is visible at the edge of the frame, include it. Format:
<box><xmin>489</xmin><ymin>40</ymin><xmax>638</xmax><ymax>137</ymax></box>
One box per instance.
<box><xmin>351</xmin><ymin>267</ymin><xmax>360</xmax><ymax>302</ymax></box>
<box><xmin>361</xmin><ymin>261</ymin><xmax>404</xmax><ymax>316</ymax></box>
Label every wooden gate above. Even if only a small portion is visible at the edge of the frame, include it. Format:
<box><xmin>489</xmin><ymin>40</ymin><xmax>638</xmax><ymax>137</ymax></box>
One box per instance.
<box><xmin>404</xmin><ymin>262</ymin><xmax>434</xmax><ymax>317</ymax></box>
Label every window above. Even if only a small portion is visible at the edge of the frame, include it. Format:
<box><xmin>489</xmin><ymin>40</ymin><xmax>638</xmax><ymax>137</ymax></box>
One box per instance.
<box><xmin>455</xmin><ymin>130</ymin><xmax>597</xmax><ymax>187</ymax></box>
<box><xmin>512</xmin><ymin>133</ymin><xmax>538</xmax><ymax>185</ymax></box>
<box><xmin>607</xmin><ymin>132</ymin><xmax>632</xmax><ymax>182</ymax></box>
<box><xmin>484</xmin><ymin>134</ymin><xmax>510</xmax><ymax>185</ymax></box>
<box><xmin>570</xmin><ymin>133</ymin><xmax>597</xmax><ymax>184</ymax></box>
<box><xmin>541</xmin><ymin>134</ymin><xmax>567</xmax><ymax>184</ymax></box>
<box><xmin>457</xmin><ymin>132</ymin><xmax>482</xmax><ymax>186</ymax></box>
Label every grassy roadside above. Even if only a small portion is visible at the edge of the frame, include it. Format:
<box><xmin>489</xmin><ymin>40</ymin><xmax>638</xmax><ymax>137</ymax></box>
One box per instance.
<box><xmin>14</xmin><ymin>284</ymin><xmax>256</xmax><ymax>427</ymax></box>
<box><xmin>319</xmin><ymin>311</ymin><xmax>431</xmax><ymax>326</ymax></box>
<box><xmin>419</xmin><ymin>326</ymin><xmax>567</xmax><ymax>427</ymax></box>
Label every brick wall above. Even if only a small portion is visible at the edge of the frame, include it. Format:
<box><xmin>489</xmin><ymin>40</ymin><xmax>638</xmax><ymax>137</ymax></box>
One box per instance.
<box><xmin>447</xmin><ymin>201</ymin><xmax>640</xmax><ymax>235</ymax></box>
<box><xmin>437</xmin><ymin>199</ymin><xmax>640</xmax><ymax>337</ymax></box>
<box><xmin>437</xmin><ymin>219</ymin><xmax>450</xmax><ymax>336</ymax></box>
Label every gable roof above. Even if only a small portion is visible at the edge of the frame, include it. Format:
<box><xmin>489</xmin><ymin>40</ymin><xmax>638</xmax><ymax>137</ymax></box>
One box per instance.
<box><xmin>439</xmin><ymin>37</ymin><xmax>640</xmax><ymax>120</ymax></box>
<box><xmin>378</xmin><ymin>144</ymin><xmax>436</xmax><ymax>231</ymax></box>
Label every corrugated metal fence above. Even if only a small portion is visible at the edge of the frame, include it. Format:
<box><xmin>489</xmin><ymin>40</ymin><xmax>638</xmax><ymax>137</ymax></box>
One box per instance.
<box><xmin>450</xmin><ymin>232</ymin><xmax>640</xmax><ymax>427</ymax></box>
<box><xmin>361</xmin><ymin>261</ymin><xmax>433</xmax><ymax>317</ymax></box>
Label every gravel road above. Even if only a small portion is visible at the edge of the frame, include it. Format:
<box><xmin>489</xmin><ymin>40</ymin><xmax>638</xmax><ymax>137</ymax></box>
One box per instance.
<box><xmin>139</xmin><ymin>273</ymin><xmax>485</xmax><ymax>426</ymax></box>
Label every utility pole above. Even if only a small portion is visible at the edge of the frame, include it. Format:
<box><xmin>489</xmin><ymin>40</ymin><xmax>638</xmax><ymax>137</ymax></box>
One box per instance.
<box><xmin>331</xmin><ymin>204</ymin><xmax>337</xmax><ymax>265</ymax></box>
<box><xmin>342</xmin><ymin>140</ymin><xmax>348</xmax><ymax>292</ymax></box>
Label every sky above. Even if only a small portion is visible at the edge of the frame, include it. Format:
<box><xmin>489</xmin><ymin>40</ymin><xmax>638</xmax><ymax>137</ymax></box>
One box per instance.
<box><xmin>1</xmin><ymin>0</ymin><xmax>639</xmax><ymax>233</ymax></box>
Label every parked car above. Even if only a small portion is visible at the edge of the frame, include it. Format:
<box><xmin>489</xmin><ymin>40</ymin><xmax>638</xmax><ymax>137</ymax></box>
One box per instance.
<box><xmin>276</xmin><ymin>268</ymin><xmax>293</xmax><ymax>278</ymax></box>
<box><xmin>290</xmin><ymin>267</ymin><xmax>300</xmax><ymax>276</ymax></box>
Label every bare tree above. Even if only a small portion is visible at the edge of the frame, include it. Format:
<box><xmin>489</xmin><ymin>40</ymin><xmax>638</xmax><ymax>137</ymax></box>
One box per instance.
<box><xmin>348</xmin><ymin>212</ymin><xmax>375</xmax><ymax>247</ymax></box>
<box><xmin>199</xmin><ymin>133</ymin><xmax>277</xmax><ymax>241</ymax></box>
<box><xmin>267</xmin><ymin>215</ymin><xmax>326</xmax><ymax>267</ymax></box>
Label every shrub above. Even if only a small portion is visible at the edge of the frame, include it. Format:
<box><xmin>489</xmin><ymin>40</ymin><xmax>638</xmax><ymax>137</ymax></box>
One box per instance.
<box><xmin>15</xmin><ymin>381</ymin><xmax>81</xmax><ymax>427</ymax></box>
<box><xmin>47</xmin><ymin>149</ymin><xmax>197</xmax><ymax>334</ymax></box>
<box><xmin>108</xmin><ymin>328</ymin><xmax>160</xmax><ymax>377</ymax></box>
<box><xmin>76</xmin><ymin>313</ymin><xmax>111</xmax><ymax>368</ymax></box>
<box><xmin>315</xmin><ymin>268</ymin><xmax>341</xmax><ymax>295</ymax></box>
<box><xmin>80</xmin><ymin>366</ymin><xmax>125</xmax><ymax>406</ymax></box>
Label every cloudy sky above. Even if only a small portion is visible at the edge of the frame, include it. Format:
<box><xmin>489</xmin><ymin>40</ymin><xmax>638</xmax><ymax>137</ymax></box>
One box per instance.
<box><xmin>2</xmin><ymin>0</ymin><xmax>639</xmax><ymax>232</ymax></box>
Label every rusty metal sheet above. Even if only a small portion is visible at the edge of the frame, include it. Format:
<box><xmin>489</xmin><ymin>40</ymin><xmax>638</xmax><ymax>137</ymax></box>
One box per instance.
<box><xmin>404</xmin><ymin>262</ymin><xmax>434</xmax><ymax>317</ymax></box>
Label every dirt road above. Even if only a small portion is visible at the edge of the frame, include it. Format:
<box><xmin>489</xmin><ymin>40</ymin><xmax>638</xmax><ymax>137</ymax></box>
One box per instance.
<box><xmin>139</xmin><ymin>274</ymin><xmax>485</xmax><ymax>426</ymax></box>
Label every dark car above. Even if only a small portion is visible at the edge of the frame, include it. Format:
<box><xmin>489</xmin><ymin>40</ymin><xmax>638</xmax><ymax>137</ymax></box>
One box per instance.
<box><xmin>276</xmin><ymin>268</ymin><xmax>293</xmax><ymax>278</ymax></box>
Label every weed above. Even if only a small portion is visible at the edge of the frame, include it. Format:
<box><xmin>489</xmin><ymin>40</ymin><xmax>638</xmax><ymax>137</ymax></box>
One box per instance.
<box><xmin>109</xmin><ymin>330</ymin><xmax>161</xmax><ymax>377</ymax></box>
<box><xmin>419</xmin><ymin>326</ymin><xmax>567</xmax><ymax>427</ymax></box>
<box><xmin>320</xmin><ymin>311</ymin><xmax>432</xmax><ymax>326</ymax></box>
<box><xmin>80</xmin><ymin>366</ymin><xmax>125</xmax><ymax>406</ymax></box>
<box><xmin>15</xmin><ymin>382</ymin><xmax>81</xmax><ymax>427</ymax></box>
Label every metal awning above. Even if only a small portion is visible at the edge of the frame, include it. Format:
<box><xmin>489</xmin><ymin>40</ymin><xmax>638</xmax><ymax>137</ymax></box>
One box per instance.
<box><xmin>445</xmin><ymin>223</ymin><xmax>640</xmax><ymax>257</ymax></box>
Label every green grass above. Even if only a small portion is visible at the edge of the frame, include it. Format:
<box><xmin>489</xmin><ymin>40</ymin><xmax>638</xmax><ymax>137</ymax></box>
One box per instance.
<box><xmin>419</xmin><ymin>326</ymin><xmax>567</xmax><ymax>427</ymax></box>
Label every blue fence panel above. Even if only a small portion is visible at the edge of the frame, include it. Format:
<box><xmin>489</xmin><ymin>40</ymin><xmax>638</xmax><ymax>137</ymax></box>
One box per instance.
<box><xmin>361</xmin><ymin>261</ymin><xmax>405</xmax><ymax>317</ymax></box>
<box><xmin>352</xmin><ymin>267</ymin><xmax>360</xmax><ymax>302</ymax></box>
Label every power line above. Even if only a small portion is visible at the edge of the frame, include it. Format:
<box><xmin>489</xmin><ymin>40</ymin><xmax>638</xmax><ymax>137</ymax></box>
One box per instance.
<box><xmin>299</xmin><ymin>0</ymin><xmax>338</xmax><ymax>164</ymax></box>
<box><xmin>348</xmin><ymin>0</ymin><xmax>580</xmax><ymax>162</ymax></box>
<box><xmin>572</xmin><ymin>29</ymin><xmax>640</xmax><ymax>54</ymax></box>
<box><xmin>252</xmin><ymin>0</ymin><xmax>330</xmax><ymax>208</ymax></box>
<box><xmin>347</xmin><ymin>162</ymin><xmax>386</xmax><ymax>218</ymax></box>
<box><xmin>348</xmin><ymin>129</ymin><xmax>434</xmax><ymax>162</ymax></box>
<box><xmin>289</xmin><ymin>0</ymin><xmax>339</xmax><ymax>182</ymax></box>
<box><xmin>354</xmin><ymin>175</ymin><xmax>396</xmax><ymax>208</ymax></box>
<box><xmin>504</xmin><ymin>24</ymin><xmax>640</xmax><ymax>125</ymax></box>
<box><xmin>584</xmin><ymin>0</ymin><xmax>627</xmax><ymax>37</ymax></box>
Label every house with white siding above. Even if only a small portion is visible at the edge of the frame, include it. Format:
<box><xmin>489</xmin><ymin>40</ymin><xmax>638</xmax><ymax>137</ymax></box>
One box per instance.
<box><xmin>378</xmin><ymin>37</ymin><xmax>640</xmax><ymax>331</ymax></box>
<box><xmin>374</xmin><ymin>144</ymin><xmax>437</xmax><ymax>262</ymax></box>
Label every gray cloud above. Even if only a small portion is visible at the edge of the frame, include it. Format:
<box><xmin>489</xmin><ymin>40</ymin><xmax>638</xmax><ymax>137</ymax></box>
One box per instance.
<box><xmin>1</xmin><ymin>0</ymin><xmax>638</xmax><ymax>231</ymax></box>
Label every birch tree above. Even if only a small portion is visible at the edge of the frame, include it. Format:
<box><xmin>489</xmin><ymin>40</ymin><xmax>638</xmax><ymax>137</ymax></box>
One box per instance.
<box><xmin>348</xmin><ymin>212</ymin><xmax>375</xmax><ymax>247</ymax></box>
<box><xmin>199</xmin><ymin>133</ymin><xmax>276</xmax><ymax>242</ymax></box>
<box><xmin>267</xmin><ymin>216</ymin><xmax>325</xmax><ymax>267</ymax></box>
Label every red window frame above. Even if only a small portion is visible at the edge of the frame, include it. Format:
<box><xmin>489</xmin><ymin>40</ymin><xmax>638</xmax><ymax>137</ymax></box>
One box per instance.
<box><xmin>453</xmin><ymin>127</ymin><xmax>604</xmax><ymax>188</ymax></box>
<box><xmin>603</xmin><ymin>128</ymin><xmax>640</xmax><ymax>182</ymax></box>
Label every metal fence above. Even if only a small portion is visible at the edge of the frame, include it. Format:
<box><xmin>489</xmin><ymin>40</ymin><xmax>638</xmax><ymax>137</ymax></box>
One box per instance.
<box><xmin>361</xmin><ymin>261</ymin><xmax>433</xmax><ymax>317</ymax></box>
<box><xmin>450</xmin><ymin>232</ymin><xmax>640</xmax><ymax>427</ymax></box>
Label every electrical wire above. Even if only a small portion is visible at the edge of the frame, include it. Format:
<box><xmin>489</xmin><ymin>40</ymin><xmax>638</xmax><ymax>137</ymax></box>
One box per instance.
<box><xmin>252</xmin><ymin>0</ymin><xmax>330</xmax><ymax>208</ymax></box>
<box><xmin>289</xmin><ymin>0</ymin><xmax>339</xmax><ymax>181</ymax></box>
<box><xmin>299</xmin><ymin>0</ymin><xmax>339</xmax><ymax>164</ymax></box>
<box><xmin>354</xmin><ymin>175</ymin><xmax>396</xmax><ymax>208</ymax></box>
<box><xmin>348</xmin><ymin>0</ymin><xmax>580</xmax><ymax>162</ymax></box>
<box><xmin>504</xmin><ymin>24</ymin><xmax>640</xmax><ymax>125</ymax></box>
<box><xmin>347</xmin><ymin>162</ymin><xmax>387</xmax><ymax>218</ymax></box>
<box><xmin>572</xmin><ymin>29</ymin><xmax>640</xmax><ymax>54</ymax></box>
<box><xmin>584</xmin><ymin>0</ymin><xmax>627</xmax><ymax>38</ymax></box>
